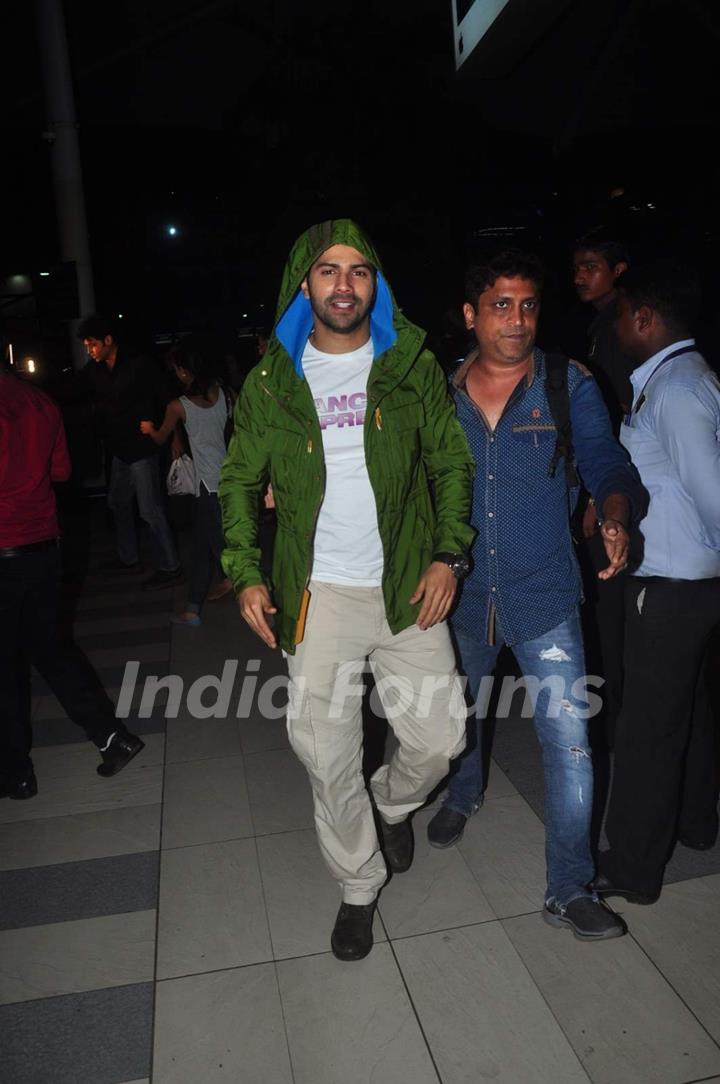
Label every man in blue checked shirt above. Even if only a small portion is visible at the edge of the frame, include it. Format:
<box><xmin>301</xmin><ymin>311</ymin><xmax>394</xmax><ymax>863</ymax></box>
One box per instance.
<box><xmin>593</xmin><ymin>261</ymin><xmax>720</xmax><ymax>906</ymax></box>
<box><xmin>427</xmin><ymin>250</ymin><xmax>647</xmax><ymax>941</ymax></box>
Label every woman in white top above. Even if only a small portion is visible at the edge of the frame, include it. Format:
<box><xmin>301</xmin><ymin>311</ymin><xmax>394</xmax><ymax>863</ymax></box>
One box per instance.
<box><xmin>141</xmin><ymin>339</ymin><xmax>233</xmax><ymax>626</ymax></box>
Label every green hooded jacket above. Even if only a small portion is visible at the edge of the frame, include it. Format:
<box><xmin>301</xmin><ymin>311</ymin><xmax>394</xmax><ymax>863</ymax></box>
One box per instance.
<box><xmin>219</xmin><ymin>219</ymin><xmax>475</xmax><ymax>653</ymax></box>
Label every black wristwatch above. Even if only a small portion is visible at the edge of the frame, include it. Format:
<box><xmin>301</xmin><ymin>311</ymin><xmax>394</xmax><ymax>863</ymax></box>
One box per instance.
<box><xmin>433</xmin><ymin>552</ymin><xmax>471</xmax><ymax>579</ymax></box>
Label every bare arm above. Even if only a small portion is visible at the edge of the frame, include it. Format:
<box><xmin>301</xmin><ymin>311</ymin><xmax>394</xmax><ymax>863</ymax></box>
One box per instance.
<box><xmin>140</xmin><ymin>399</ymin><xmax>185</xmax><ymax>444</ymax></box>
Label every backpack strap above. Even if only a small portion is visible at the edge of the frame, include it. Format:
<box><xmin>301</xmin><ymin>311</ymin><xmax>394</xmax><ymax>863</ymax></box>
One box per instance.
<box><xmin>544</xmin><ymin>353</ymin><xmax>580</xmax><ymax>488</ymax></box>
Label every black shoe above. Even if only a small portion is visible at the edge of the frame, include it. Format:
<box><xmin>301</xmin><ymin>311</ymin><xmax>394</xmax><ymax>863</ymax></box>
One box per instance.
<box><xmin>543</xmin><ymin>896</ymin><xmax>627</xmax><ymax>940</ymax></box>
<box><xmin>101</xmin><ymin>557</ymin><xmax>142</xmax><ymax>573</ymax></box>
<box><xmin>97</xmin><ymin>732</ymin><xmax>145</xmax><ymax>777</ymax></box>
<box><xmin>427</xmin><ymin>806</ymin><xmax>467</xmax><ymax>848</ymax></box>
<box><xmin>331</xmin><ymin>901</ymin><xmax>376</xmax><ymax>961</ymax></box>
<box><xmin>0</xmin><ymin>770</ymin><xmax>38</xmax><ymax>800</ymax></box>
<box><xmin>678</xmin><ymin>836</ymin><xmax>717</xmax><ymax>851</ymax></box>
<box><xmin>141</xmin><ymin>567</ymin><xmax>184</xmax><ymax>591</ymax></box>
<box><xmin>590</xmin><ymin>872</ymin><xmax>659</xmax><ymax>906</ymax></box>
<box><xmin>380</xmin><ymin>816</ymin><xmax>414</xmax><ymax>873</ymax></box>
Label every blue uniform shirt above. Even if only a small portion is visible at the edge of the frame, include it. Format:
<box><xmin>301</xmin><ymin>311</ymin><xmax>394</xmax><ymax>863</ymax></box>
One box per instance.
<box><xmin>621</xmin><ymin>340</ymin><xmax>720</xmax><ymax>579</ymax></box>
<box><xmin>451</xmin><ymin>349</ymin><xmax>646</xmax><ymax>646</ymax></box>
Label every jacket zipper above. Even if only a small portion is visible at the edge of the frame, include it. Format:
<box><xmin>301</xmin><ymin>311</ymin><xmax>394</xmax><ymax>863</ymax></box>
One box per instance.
<box><xmin>261</xmin><ymin>380</ymin><xmax>326</xmax><ymax>606</ymax></box>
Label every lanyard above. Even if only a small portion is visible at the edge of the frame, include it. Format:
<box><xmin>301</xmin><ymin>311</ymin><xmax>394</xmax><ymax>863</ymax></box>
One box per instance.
<box><xmin>623</xmin><ymin>346</ymin><xmax>693</xmax><ymax>426</ymax></box>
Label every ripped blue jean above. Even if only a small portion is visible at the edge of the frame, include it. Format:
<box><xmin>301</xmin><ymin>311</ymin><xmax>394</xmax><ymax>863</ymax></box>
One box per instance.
<box><xmin>447</xmin><ymin>609</ymin><xmax>595</xmax><ymax>907</ymax></box>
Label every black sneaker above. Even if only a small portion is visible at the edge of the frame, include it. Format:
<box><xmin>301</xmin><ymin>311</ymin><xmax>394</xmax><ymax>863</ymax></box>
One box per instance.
<box><xmin>427</xmin><ymin>806</ymin><xmax>467</xmax><ymax>848</ymax></box>
<box><xmin>0</xmin><ymin>769</ymin><xmax>38</xmax><ymax>800</ymax></box>
<box><xmin>379</xmin><ymin>816</ymin><xmax>414</xmax><ymax>873</ymax></box>
<box><xmin>543</xmin><ymin>896</ymin><xmax>627</xmax><ymax>940</ymax></box>
<box><xmin>141</xmin><ymin>567</ymin><xmax>185</xmax><ymax>591</ymax></box>
<box><xmin>97</xmin><ymin>732</ymin><xmax>145</xmax><ymax>777</ymax></box>
<box><xmin>331</xmin><ymin>901</ymin><xmax>376</xmax><ymax>961</ymax></box>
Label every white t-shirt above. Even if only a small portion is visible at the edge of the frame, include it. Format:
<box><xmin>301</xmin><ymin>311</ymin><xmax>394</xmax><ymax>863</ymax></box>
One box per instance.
<box><xmin>302</xmin><ymin>338</ymin><xmax>384</xmax><ymax>585</ymax></box>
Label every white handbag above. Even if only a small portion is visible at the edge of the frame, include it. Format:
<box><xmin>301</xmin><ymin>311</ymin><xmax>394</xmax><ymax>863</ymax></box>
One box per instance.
<box><xmin>166</xmin><ymin>453</ymin><xmax>196</xmax><ymax>496</ymax></box>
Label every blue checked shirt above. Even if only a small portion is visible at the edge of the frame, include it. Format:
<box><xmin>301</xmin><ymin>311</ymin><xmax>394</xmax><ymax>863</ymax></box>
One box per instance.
<box><xmin>451</xmin><ymin>349</ymin><xmax>646</xmax><ymax>646</ymax></box>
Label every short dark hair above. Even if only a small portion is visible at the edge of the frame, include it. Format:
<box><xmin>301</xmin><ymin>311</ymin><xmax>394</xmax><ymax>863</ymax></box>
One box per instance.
<box><xmin>574</xmin><ymin>231</ymin><xmax>629</xmax><ymax>270</ymax></box>
<box><xmin>167</xmin><ymin>334</ymin><xmax>223</xmax><ymax>400</ymax></box>
<box><xmin>616</xmin><ymin>260</ymin><xmax>701</xmax><ymax>333</ymax></box>
<box><xmin>464</xmin><ymin>250</ymin><xmax>545</xmax><ymax>307</ymax></box>
<box><xmin>77</xmin><ymin>315</ymin><xmax>117</xmax><ymax>341</ymax></box>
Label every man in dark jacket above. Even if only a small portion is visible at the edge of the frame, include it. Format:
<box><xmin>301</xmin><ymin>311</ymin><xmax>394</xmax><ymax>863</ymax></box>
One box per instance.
<box><xmin>78</xmin><ymin>316</ymin><xmax>182</xmax><ymax>590</ymax></box>
<box><xmin>220</xmin><ymin>219</ymin><xmax>475</xmax><ymax>961</ymax></box>
<box><xmin>573</xmin><ymin>235</ymin><xmax>634</xmax><ymax>742</ymax></box>
<box><xmin>0</xmin><ymin>370</ymin><xmax>144</xmax><ymax>798</ymax></box>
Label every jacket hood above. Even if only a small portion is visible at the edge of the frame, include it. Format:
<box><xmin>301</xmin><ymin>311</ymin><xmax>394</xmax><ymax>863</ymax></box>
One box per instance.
<box><xmin>273</xmin><ymin>219</ymin><xmax>398</xmax><ymax>377</ymax></box>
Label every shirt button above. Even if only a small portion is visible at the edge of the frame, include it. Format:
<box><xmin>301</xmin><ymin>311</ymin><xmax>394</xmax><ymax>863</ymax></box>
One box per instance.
<box><xmin>488</xmin><ymin>512</ymin><xmax>494</xmax><ymax>518</ymax></box>
<box><xmin>489</xmin><ymin>437</ymin><xmax>495</xmax><ymax>443</ymax></box>
<box><xmin>488</xmin><ymin>474</ymin><xmax>494</xmax><ymax>480</ymax></box>
<box><xmin>491</xmin><ymin>586</ymin><xmax>497</xmax><ymax>593</ymax></box>
<box><xmin>489</xmin><ymin>548</ymin><xmax>495</xmax><ymax>555</ymax></box>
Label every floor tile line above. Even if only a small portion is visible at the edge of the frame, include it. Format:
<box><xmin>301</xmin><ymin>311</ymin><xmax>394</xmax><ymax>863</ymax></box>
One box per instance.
<box><xmin>0</xmin><ymin>905</ymin><xmax>157</xmax><ymax>934</ymax></box>
<box><xmin>271</xmin><ymin>960</ymin><xmax>299</xmax><ymax>1084</ymax></box>
<box><xmin>249</xmin><ymin>810</ymin><xmax>298</xmax><ymax>1081</ymax></box>
<box><xmin>148</xmin><ymin>678</ymin><xmax>170</xmax><ymax>1084</ymax></box>
<box><xmin>379</xmin><ymin>912</ymin><xmax>525</xmax><ymax>944</ymax></box>
<box><xmin>495</xmin><ymin>915</ymin><xmax>594</xmax><ymax>1082</ymax></box>
<box><xmin>155</xmin><ymin>957</ymin><xmax>278</xmax><ymax>984</ymax></box>
<box><xmin>0</xmin><ymin>800</ymin><xmax>162</xmax><ymax>839</ymax></box>
<box><xmin>682</xmin><ymin>1075</ymin><xmax>720</xmax><ymax>1084</ymax></box>
<box><xmin>160</xmin><ymin>824</ymin><xmax>309</xmax><ymax>853</ymax></box>
<box><xmin>0</xmin><ymin>978</ymin><xmax>154</xmax><ymax>1013</ymax></box>
<box><xmin>380</xmin><ymin>927</ymin><xmax>444</xmax><ymax>1084</ymax></box>
<box><xmin>626</xmin><ymin>924</ymin><xmax>720</xmax><ymax>1055</ymax></box>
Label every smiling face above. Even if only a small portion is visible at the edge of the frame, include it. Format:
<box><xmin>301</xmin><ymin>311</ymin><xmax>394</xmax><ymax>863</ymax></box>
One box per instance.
<box><xmin>464</xmin><ymin>276</ymin><xmax>540</xmax><ymax>367</ymax></box>
<box><xmin>301</xmin><ymin>244</ymin><xmax>376</xmax><ymax>344</ymax></box>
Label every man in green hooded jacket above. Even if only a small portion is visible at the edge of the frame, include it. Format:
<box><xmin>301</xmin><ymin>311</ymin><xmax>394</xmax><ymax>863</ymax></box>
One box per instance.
<box><xmin>220</xmin><ymin>220</ymin><xmax>475</xmax><ymax>960</ymax></box>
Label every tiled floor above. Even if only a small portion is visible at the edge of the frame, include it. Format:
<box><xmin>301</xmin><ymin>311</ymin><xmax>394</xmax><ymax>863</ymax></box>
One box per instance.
<box><xmin>2</xmin><ymin>511</ymin><xmax>720</xmax><ymax>1083</ymax></box>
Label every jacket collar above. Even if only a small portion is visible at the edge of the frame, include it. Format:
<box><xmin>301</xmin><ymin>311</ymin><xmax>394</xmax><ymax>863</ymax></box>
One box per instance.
<box><xmin>259</xmin><ymin>318</ymin><xmax>426</xmax><ymax>406</ymax></box>
<box><xmin>451</xmin><ymin>347</ymin><xmax>538</xmax><ymax>391</ymax></box>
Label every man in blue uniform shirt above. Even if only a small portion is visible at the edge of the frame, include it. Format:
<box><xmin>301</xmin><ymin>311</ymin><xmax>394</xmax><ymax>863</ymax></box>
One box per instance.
<box><xmin>594</xmin><ymin>261</ymin><xmax>720</xmax><ymax>904</ymax></box>
<box><xmin>427</xmin><ymin>250</ymin><xmax>646</xmax><ymax>940</ymax></box>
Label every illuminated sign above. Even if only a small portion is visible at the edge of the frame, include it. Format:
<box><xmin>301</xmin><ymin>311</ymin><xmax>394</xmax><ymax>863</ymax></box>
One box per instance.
<box><xmin>451</xmin><ymin>0</ymin><xmax>510</xmax><ymax>70</ymax></box>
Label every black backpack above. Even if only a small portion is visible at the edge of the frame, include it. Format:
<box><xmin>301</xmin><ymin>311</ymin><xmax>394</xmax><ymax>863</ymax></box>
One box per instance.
<box><xmin>544</xmin><ymin>353</ymin><xmax>580</xmax><ymax>488</ymax></box>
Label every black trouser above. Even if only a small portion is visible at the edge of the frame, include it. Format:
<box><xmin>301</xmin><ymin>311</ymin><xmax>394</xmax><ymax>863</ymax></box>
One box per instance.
<box><xmin>580</xmin><ymin>530</ymin><xmax>626</xmax><ymax>744</ymax></box>
<box><xmin>0</xmin><ymin>546</ymin><xmax>118</xmax><ymax>783</ymax></box>
<box><xmin>187</xmin><ymin>485</ymin><xmax>225</xmax><ymax>612</ymax></box>
<box><xmin>604</xmin><ymin>576</ymin><xmax>720</xmax><ymax>894</ymax></box>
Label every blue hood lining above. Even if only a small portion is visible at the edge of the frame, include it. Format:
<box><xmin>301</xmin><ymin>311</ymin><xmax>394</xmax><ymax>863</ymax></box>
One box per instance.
<box><xmin>275</xmin><ymin>272</ymin><xmax>397</xmax><ymax>377</ymax></box>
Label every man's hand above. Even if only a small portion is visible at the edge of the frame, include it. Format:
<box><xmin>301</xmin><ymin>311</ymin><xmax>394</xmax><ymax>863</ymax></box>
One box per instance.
<box><xmin>139</xmin><ymin>420</ymin><xmax>155</xmax><ymax>436</ymax></box>
<box><xmin>598</xmin><ymin>493</ymin><xmax>631</xmax><ymax>580</ymax></box>
<box><xmin>238</xmin><ymin>585</ymin><xmax>278</xmax><ymax>648</ymax></box>
<box><xmin>410</xmin><ymin>561</ymin><xmax>458</xmax><ymax>629</ymax></box>
<box><xmin>598</xmin><ymin>520</ymin><xmax>629</xmax><ymax>580</ymax></box>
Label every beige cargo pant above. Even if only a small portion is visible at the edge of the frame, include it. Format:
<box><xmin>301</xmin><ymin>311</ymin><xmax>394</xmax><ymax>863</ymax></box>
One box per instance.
<box><xmin>285</xmin><ymin>581</ymin><xmax>467</xmax><ymax>904</ymax></box>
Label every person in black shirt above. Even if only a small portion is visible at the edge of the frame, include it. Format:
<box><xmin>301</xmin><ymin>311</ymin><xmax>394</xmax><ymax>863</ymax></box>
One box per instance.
<box><xmin>572</xmin><ymin>236</ymin><xmax>633</xmax><ymax>744</ymax></box>
<box><xmin>78</xmin><ymin>316</ymin><xmax>183</xmax><ymax>590</ymax></box>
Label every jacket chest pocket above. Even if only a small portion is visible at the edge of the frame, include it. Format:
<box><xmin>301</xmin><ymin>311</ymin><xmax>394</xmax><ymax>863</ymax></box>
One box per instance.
<box><xmin>511</xmin><ymin>423</ymin><xmax>556</xmax><ymax>448</ymax></box>
<box><xmin>271</xmin><ymin>430</ymin><xmax>314</xmax><ymax>499</ymax></box>
<box><xmin>381</xmin><ymin>397</ymin><xmax>425</xmax><ymax>473</ymax></box>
